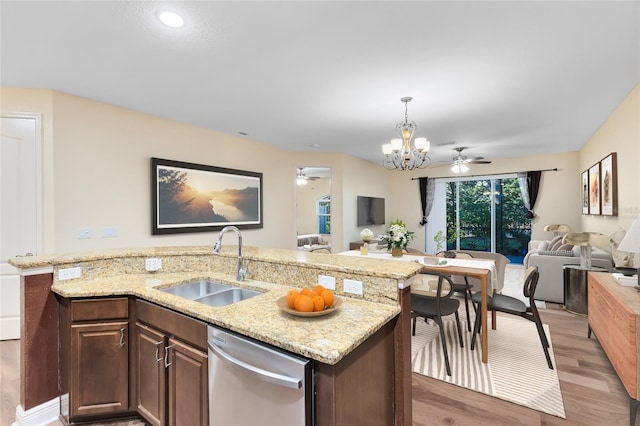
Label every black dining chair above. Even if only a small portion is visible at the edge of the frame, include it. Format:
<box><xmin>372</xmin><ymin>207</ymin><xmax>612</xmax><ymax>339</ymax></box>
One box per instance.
<box><xmin>435</xmin><ymin>251</ymin><xmax>475</xmax><ymax>332</ymax></box>
<box><xmin>411</xmin><ymin>273</ymin><xmax>464</xmax><ymax>376</ymax></box>
<box><xmin>470</xmin><ymin>266</ymin><xmax>554</xmax><ymax>369</ymax></box>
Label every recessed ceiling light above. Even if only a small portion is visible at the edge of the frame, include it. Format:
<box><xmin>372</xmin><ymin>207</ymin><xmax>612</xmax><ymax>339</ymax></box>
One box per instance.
<box><xmin>158</xmin><ymin>11</ymin><xmax>185</xmax><ymax>28</ymax></box>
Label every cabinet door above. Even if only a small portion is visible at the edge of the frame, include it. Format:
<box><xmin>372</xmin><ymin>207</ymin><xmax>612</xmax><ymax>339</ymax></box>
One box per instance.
<box><xmin>166</xmin><ymin>337</ymin><xmax>208</xmax><ymax>426</ymax></box>
<box><xmin>70</xmin><ymin>321</ymin><xmax>129</xmax><ymax>417</ymax></box>
<box><xmin>136</xmin><ymin>322</ymin><xmax>167</xmax><ymax>426</ymax></box>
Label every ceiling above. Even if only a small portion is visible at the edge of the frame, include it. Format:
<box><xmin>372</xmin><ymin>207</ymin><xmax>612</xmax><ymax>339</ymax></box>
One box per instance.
<box><xmin>1</xmin><ymin>1</ymin><xmax>638</xmax><ymax>167</ymax></box>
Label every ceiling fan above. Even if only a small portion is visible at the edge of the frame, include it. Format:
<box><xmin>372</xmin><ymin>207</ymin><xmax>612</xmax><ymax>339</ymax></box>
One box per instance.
<box><xmin>296</xmin><ymin>168</ymin><xmax>320</xmax><ymax>185</ymax></box>
<box><xmin>449</xmin><ymin>147</ymin><xmax>492</xmax><ymax>173</ymax></box>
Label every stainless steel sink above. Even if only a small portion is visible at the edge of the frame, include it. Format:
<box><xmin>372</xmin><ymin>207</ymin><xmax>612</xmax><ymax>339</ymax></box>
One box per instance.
<box><xmin>161</xmin><ymin>280</ymin><xmax>261</xmax><ymax>307</ymax></box>
<box><xmin>162</xmin><ymin>280</ymin><xmax>233</xmax><ymax>299</ymax></box>
<box><xmin>195</xmin><ymin>288</ymin><xmax>261</xmax><ymax>307</ymax></box>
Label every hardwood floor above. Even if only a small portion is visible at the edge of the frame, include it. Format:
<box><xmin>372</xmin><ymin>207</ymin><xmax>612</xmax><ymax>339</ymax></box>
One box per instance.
<box><xmin>1</xmin><ymin>304</ymin><xmax>634</xmax><ymax>425</ymax></box>
<box><xmin>413</xmin><ymin>304</ymin><xmax>635</xmax><ymax>425</ymax></box>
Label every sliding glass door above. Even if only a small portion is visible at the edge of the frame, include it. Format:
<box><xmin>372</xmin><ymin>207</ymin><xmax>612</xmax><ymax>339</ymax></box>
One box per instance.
<box><xmin>430</xmin><ymin>175</ymin><xmax>530</xmax><ymax>264</ymax></box>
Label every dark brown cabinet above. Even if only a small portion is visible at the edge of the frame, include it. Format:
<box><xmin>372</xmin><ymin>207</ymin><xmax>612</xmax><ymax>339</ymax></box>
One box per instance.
<box><xmin>135</xmin><ymin>322</ymin><xmax>166</xmax><ymax>426</ymax></box>
<box><xmin>59</xmin><ymin>297</ymin><xmax>131</xmax><ymax>422</ymax></box>
<box><xmin>135</xmin><ymin>300</ymin><xmax>208</xmax><ymax>426</ymax></box>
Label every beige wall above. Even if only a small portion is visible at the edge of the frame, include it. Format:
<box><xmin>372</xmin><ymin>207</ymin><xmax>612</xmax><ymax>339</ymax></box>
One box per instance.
<box><xmin>579</xmin><ymin>84</ymin><xmax>640</xmax><ymax>236</ymax></box>
<box><xmin>386</xmin><ymin>151</ymin><xmax>581</xmax><ymax>251</ymax></box>
<box><xmin>2</xmin><ymin>85</ymin><xmax>638</xmax><ymax>257</ymax></box>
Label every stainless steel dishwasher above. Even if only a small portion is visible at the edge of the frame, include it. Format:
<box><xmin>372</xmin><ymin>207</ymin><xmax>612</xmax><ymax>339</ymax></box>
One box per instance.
<box><xmin>207</xmin><ymin>325</ymin><xmax>314</xmax><ymax>426</ymax></box>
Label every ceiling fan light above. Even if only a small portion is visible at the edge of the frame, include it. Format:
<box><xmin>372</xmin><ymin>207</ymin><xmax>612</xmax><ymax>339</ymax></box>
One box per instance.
<box><xmin>296</xmin><ymin>176</ymin><xmax>307</xmax><ymax>185</ymax></box>
<box><xmin>451</xmin><ymin>164</ymin><xmax>460</xmax><ymax>173</ymax></box>
<box><xmin>460</xmin><ymin>163</ymin><xmax>469</xmax><ymax>173</ymax></box>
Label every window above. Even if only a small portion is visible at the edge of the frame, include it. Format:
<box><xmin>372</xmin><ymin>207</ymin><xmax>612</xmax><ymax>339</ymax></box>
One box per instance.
<box><xmin>429</xmin><ymin>175</ymin><xmax>530</xmax><ymax>264</ymax></box>
<box><xmin>317</xmin><ymin>195</ymin><xmax>331</xmax><ymax>235</ymax></box>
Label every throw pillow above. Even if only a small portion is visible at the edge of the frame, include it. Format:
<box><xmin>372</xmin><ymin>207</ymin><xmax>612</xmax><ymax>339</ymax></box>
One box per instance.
<box><xmin>537</xmin><ymin>241</ymin><xmax>550</xmax><ymax>252</ymax></box>
<box><xmin>538</xmin><ymin>250</ymin><xmax>575</xmax><ymax>257</ymax></box>
<box><xmin>548</xmin><ymin>235</ymin><xmax>564</xmax><ymax>251</ymax></box>
<box><xmin>556</xmin><ymin>243</ymin><xmax>574</xmax><ymax>252</ymax></box>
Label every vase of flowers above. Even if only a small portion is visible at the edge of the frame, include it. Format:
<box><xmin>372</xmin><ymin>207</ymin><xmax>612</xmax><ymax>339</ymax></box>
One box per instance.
<box><xmin>383</xmin><ymin>219</ymin><xmax>414</xmax><ymax>257</ymax></box>
<box><xmin>360</xmin><ymin>228</ymin><xmax>374</xmax><ymax>243</ymax></box>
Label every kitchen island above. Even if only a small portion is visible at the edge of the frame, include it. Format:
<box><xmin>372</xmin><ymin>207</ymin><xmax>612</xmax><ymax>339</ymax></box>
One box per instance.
<box><xmin>10</xmin><ymin>245</ymin><xmax>422</xmax><ymax>425</ymax></box>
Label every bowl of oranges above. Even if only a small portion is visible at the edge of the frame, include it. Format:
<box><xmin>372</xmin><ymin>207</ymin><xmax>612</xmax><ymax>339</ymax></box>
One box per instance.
<box><xmin>276</xmin><ymin>285</ymin><xmax>341</xmax><ymax>317</ymax></box>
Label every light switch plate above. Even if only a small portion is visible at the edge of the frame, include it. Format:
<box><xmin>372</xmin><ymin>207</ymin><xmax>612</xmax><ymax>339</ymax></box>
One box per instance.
<box><xmin>344</xmin><ymin>279</ymin><xmax>363</xmax><ymax>295</ymax></box>
<box><xmin>318</xmin><ymin>274</ymin><xmax>336</xmax><ymax>290</ymax></box>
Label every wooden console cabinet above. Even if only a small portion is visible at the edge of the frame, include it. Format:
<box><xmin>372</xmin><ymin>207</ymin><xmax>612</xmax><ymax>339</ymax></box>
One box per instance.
<box><xmin>588</xmin><ymin>272</ymin><xmax>640</xmax><ymax>426</ymax></box>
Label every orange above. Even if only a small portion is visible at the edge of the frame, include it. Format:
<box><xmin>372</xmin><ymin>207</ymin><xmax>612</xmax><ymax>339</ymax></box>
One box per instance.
<box><xmin>312</xmin><ymin>295</ymin><xmax>325</xmax><ymax>312</ymax></box>
<box><xmin>286</xmin><ymin>289</ymin><xmax>299</xmax><ymax>309</ymax></box>
<box><xmin>294</xmin><ymin>294</ymin><xmax>314</xmax><ymax>312</ymax></box>
<box><xmin>320</xmin><ymin>289</ymin><xmax>334</xmax><ymax>308</ymax></box>
<box><xmin>300</xmin><ymin>287</ymin><xmax>315</xmax><ymax>298</ymax></box>
<box><xmin>313</xmin><ymin>284</ymin><xmax>326</xmax><ymax>295</ymax></box>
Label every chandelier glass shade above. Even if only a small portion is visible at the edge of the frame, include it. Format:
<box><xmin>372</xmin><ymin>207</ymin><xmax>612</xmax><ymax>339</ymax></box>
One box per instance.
<box><xmin>382</xmin><ymin>97</ymin><xmax>431</xmax><ymax>171</ymax></box>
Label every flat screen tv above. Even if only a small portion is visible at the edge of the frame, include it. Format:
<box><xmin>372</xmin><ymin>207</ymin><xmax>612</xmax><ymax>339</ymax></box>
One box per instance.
<box><xmin>357</xmin><ymin>196</ymin><xmax>385</xmax><ymax>226</ymax></box>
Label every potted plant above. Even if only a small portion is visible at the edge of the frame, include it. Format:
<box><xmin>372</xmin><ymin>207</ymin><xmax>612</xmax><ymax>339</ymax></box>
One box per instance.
<box><xmin>383</xmin><ymin>219</ymin><xmax>415</xmax><ymax>257</ymax></box>
<box><xmin>433</xmin><ymin>230</ymin><xmax>446</xmax><ymax>253</ymax></box>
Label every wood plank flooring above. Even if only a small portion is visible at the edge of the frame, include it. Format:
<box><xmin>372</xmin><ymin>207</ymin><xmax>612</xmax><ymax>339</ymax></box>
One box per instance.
<box><xmin>1</xmin><ymin>304</ymin><xmax>635</xmax><ymax>425</ymax></box>
<box><xmin>413</xmin><ymin>304</ymin><xmax>635</xmax><ymax>425</ymax></box>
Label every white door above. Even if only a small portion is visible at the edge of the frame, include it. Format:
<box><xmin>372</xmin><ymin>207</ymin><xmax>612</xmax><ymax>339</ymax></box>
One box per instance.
<box><xmin>0</xmin><ymin>115</ymin><xmax>41</xmax><ymax>340</ymax></box>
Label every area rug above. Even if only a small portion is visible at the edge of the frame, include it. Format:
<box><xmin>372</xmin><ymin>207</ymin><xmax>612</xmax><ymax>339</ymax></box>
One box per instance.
<box><xmin>411</xmin><ymin>315</ymin><xmax>565</xmax><ymax>418</ymax></box>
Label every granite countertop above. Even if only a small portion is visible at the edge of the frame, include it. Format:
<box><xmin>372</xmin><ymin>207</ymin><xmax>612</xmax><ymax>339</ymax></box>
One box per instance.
<box><xmin>12</xmin><ymin>246</ymin><xmax>419</xmax><ymax>365</ymax></box>
<box><xmin>50</xmin><ymin>268</ymin><xmax>400</xmax><ymax>366</ymax></box>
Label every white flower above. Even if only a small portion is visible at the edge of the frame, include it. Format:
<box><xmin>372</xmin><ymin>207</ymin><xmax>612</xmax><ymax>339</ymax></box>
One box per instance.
<box><xmin>360</xmin><ymin>228</ymin><xmax>374</xmax><ymax>240</ymax></box>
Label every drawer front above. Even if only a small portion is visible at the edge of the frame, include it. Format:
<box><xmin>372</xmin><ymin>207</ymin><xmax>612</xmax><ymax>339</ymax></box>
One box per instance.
<box><xmin>136</xmin><ymin>299</ymin><xmax>207</xmax><ymax>351</ymax></box>
<box><xmin>71</xmin><ymin>297</ymin><xmax>129</xmax><ymax>322</ymax></box>
<box><xmin>588</xmin><ymin>280</ymin><xmax>637</xmax><ymax>398</ymax></box>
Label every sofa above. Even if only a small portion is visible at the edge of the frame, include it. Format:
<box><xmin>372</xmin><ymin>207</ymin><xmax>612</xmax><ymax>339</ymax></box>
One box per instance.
<box><xmin>297</xmin><ymin>234</ymin><xmax>331</xmax><ymax>252</ymax></box>
<box><xmin>523</xmin><ymin>236</ymin><xmax>614</xmax><ymax>303</ymax></box>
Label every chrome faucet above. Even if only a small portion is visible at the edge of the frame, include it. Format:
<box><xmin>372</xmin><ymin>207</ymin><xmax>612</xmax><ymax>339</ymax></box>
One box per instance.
<box><xmin>213</xmin><ymin>226</ymin><xmax>246</xmax><ymax>281</ymax></box>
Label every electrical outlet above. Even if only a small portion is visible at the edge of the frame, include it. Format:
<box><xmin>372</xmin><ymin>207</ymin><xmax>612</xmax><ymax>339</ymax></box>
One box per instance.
<box><xmin>78</xmin><ymin>228</ymin><xmax>91</xmax><ymax>239</ymax></box>
<box><xmin>145</xmin><ymin>258</ymin><xmax>162</xmax><ymax>272</ymax></box>
<box><xmin>102</xmin><ymin>227</ymin><xmax>118</xmax><ymax>237</ymax></box>
<box><xmin>343</xmin><ymin>279</ymin><xmax>363</xmax><ymax>295</ymax></box>
<box><xmin>58</xmin><ymin>267</ymin><xmax>82</xmax><ymax>280</ymax></box>
<box><xmin>318</xmin><ymin>274</ymin><xmax>336</xmax><ymax>290</ymax></box>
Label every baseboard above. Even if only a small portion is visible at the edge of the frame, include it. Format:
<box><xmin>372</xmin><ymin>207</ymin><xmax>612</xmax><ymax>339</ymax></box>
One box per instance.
<box><xmin>0</xmin><ymin>316</ymin><xmax>21</xmax><ymax>340</ymax></box>
<box><xmin>12</xmin><ymin>397</ymin><xmax>60</xmax><ymax>426</ymax></box>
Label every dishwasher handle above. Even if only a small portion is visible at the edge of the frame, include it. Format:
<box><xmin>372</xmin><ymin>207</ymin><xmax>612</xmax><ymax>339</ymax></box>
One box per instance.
<box><xmin>208</xmin><ymin>339</ymin><xmax>302</xmax><ymax>390</ymax></box>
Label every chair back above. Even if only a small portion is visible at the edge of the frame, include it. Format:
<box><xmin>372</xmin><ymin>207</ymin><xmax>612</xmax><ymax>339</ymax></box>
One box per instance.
<box><xmin>523</xmin><ymin>266</ymin><xmax>540</xmax><ymax>299</ymax></box>
<box><xmin>435</xmin><ymin>251</ymin><xmax>473</xmax><ymax>259</ymax></box>
<box><xmin>414</xmin><ymin>272</ymin><xmax>455</xmax><ymax>300</ymax></box>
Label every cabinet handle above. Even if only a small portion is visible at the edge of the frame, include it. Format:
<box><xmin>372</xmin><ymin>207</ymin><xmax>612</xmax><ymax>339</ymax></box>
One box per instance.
<box><xmin>119</xmin><ymin>328</ymin><xmax>126</xmax><ymax>348</ymax></box>
<box><xmin>154</xmin><ymin>341</ymin><xmax>163</xmax><ymax>362</ymax></box>
<box><xmin>164</xmin><ymin>344</ymin><xmax>175</xmax><ymax>368</ymax></box>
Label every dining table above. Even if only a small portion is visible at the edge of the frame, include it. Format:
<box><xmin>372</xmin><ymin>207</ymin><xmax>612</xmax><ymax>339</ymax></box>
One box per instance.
<box><xmin>338</xmin><ymin>250</ymin><xmax>497</xmax><ymax>364</ymax></box>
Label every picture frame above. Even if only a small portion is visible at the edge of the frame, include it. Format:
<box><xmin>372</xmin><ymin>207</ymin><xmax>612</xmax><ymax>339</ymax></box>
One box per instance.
<box><xmin>600</xmin><ymin>152</ymin><xmax>618</xmax><ymax>216</ymax></box>
<box><xmin>581</xmin><ymin>169</ymin><xmax>589</xmax><ymax>215</ymax></box>
<box><xmin>151</xmin><ymin>158</ymin><xmax>263</xmax><ymax>234</ymax></box>
<box><xmin>588</xmin><ymin>162</ymin><xmax>601</xmax><ymax>215</ymax></box>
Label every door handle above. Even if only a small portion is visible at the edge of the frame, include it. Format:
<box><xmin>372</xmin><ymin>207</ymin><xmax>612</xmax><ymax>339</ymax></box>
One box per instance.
<box><xmin>208</xmin><ymin>340</ymin><xmax>302</xmax><ymax>389</ymax></box>
<box><xmin>119</xmin><ymin>328</ymin><xmax>126</xmax><ymax>348</ymax></box>
<box><xmin>154</xmin><ymin>341</ymin><xmax>163</xmax><ymax>362</ymax></box>
<box><xmin>164</xmin><ymin>344</ymin><xmax>175</xmax><ymax>368</ymax></box>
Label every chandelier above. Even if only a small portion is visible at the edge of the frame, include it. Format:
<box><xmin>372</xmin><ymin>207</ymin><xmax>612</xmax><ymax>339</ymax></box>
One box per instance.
<box><xmin>382</xmin><ymin>97</ymin><xmax>431</xmax><ymax>171</ymax></box>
